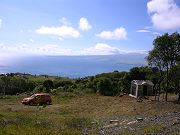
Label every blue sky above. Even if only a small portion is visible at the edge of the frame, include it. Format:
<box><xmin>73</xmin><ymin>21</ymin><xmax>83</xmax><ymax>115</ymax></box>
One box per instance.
<box><xmin>0</xmin><ymin>0</ymin><xmax>180</xmax><ymax>58</ymax></box>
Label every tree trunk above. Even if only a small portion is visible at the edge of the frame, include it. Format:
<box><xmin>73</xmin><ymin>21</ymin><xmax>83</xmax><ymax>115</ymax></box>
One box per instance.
<box><xmin>163</xmin><ymin>89</ymin><xmax>165</xmax><ymax>99</ymax></box>
<box><xmin>177</xmin><ymin>81</ymin><xmax>180</xmax><ymax>102</ymax></box>
<box><xmin>158</xmin><ymin>84</ymin><xmax>160</xmax><ymax>101</ymax></box>
<box><xmin>165</xmin><ymin>66</ymin><xmax>169</xmax><ymax>101</ymax></box>
<box><xmin>3</xmin><ymin>86</ymin><xmax>5</xmax><ymax>95</ymax></box>
<box><xmin>159</xmin><ymin>69</ymin><xmax>164</xmax><ymax>101</ymax></box>
<box><xmin>153</xmin><ymin>84</ymin><xmax>157</xmax><ymax>101</ymax></box>
<box><xmin>154</xmin><ymin>89</ymin><xmax>157</xmax><ymax>101</ymax></box>
<box><xmin>165</xmin><ymin>92</ymin><xmax>168</xmax><ymax>101</ymax></box>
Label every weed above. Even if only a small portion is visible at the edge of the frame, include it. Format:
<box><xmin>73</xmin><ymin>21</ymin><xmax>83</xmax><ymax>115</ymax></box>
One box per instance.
<box><xmin>60</xmin><ymin>129</ymin><xmax>81</xmax><ymax>135</ymax></box>
<box><xmin>66</xmin><ymin>117</ymin><xmax>92</xmax><ymax>129</ymax></box>
<box><xmin>141</xmin><ymin>124</ymin><xmax>165</xmax><ymax>134</ymax></box>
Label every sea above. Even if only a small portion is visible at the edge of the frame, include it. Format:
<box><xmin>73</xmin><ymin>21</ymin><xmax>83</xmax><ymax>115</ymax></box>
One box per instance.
<box><xmin>0</xmin><ymin>54</ymin><xmax>147</xmax><ymax>78</ymax></box>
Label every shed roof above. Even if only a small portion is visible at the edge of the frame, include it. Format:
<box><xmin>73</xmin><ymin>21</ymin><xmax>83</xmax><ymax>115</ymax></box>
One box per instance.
<box><xmin>131</xmin><ymin>80</ymin><xmax>154</xmax><ymax>86</ymax></box>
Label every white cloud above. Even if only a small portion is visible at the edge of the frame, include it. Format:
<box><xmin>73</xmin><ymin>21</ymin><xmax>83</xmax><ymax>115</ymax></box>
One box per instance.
<box><xmin>82</xmin><ymin>43</ymin><xmax>121</xmax><ymax>55</ymax></box>
<box><xmin>0</xmin><ymin>43</ymin><xmax>147</xmax><ymax>57</ymax></box>
<box><xmin>0</xmin><ymin>19</ymin><xmax>2</xmax><ymax>28</ymax></box>
<box><xmin>82</xmin><ymin>43</ymin><xmax>147</xmax><ymax>55</ymax></box>
<box><xmin>33</xmin><ymin>45</ymin><xmax>73</xmax><ymax>55</ymax></box>
<box><xmin>36</xmin><ymin>17</ymin><xmax>92</xmax><ymax>39</ymax></box>
<box><xmin>136</xmin><ymin>26</ymin><xmax>162</xmax><ymax>35</ymax></box>
<box><xmin>136</xmin><ymin>29</ymin><xmax>151</xmax><ymax>33</ymax></box>
<box><xmin>79</xmin><ymin>17</ymin><xmax>92</xmax><ymax>31</ymax></box>
<box><xmin>96</xmin><ymin>27</ymin><xmax>127</xmax><ymax>40</ymax></box>
<box><xmin>0</xmin><ymin>44</ymin><xmax>73</xmax><ymax>56</ymax></box>
<box><xmin>147</xmin><ymin>0</ymin><xmax>180</xmax><ymax>30</ymax></box>
<box><xmin>36</xmin><ymin>25</ymin><xmax>80</xmax><ymax>38</ymax></box>
<box><xmin>152</xmin><ymin>32</ymin><xmax>161</xmax><ymax>35</ymax></box>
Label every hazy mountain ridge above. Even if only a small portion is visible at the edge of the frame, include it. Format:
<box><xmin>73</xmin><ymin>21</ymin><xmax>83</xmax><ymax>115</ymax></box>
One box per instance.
<box><xmin>47</xmin><ymin>53</ymin><xmax>147</xmax><ymax>65</ymax></box>
<box><xmin>0</xmin><ymin>54</ymin><xmax>147</xmax><ymax>77</ymax></box>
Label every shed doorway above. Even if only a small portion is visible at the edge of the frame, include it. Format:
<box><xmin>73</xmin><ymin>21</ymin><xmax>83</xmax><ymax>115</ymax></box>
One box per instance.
<box><xmin>143</xmin><ymin>85</ymin><xmax>148</xmax><ymax>96</ymax></box>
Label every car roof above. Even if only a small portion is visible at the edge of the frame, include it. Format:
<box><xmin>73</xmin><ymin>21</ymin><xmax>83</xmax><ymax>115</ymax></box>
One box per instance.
<box><xmin>34</xmin><ymin>93</ymin><xmax>50</xmax><ymax>96</ymax></box>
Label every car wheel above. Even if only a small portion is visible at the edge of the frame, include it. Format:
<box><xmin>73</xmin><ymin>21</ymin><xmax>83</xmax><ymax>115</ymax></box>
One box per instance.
<box><xmin>29</xmin><ymin>102</ymin><xmax>34</xmax><ymax>106</ymax></box>
<box><xmin>46</xmin><ymin>101</ymin><xmax>51</xmax><ymax>105</ymax></box>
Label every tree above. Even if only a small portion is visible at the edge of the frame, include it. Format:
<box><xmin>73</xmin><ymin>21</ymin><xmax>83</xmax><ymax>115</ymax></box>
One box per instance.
<box><xmin>97</xmin><ymin>78</ymin><xmax>113</xmax><ymax>96</ymax></box>
<box><xmin>120</xmin><ymin>73</ymin><xmax>131</xmax><ymax>93</ymax></box>
<box><xmin>147</xmin><ymin>32</ymin><xmax>180</xmax><ymax>101</ymax></box>
<box><xmin>26</xmin><ymin>81</ymin><xmax>36</xmax><ymax>92</ymax></box>
<box><xmin>169</xmin><ymin>64</ymin><xmax>180</xmax><ymax>101</ymax></box>
<box><xmin>43</xmin><ymin>80</ymin><xmax>54</xmax><ymax>92</ymax></box>
<box><xmin>1</xmin><ymin>76</ymin><xmax>10</xmax><ymax>95</ymax></box>
<box><xmin>129</xmin><ymin>67</ymin><xmax>147</xmax><ymax>80</ymax></box>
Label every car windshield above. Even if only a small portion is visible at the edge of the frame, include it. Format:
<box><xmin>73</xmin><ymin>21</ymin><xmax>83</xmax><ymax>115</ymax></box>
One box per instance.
<box><xmin>30</xmin><ymin>94</ymin><xmax>36</xmax><ymax>98</ymax></box>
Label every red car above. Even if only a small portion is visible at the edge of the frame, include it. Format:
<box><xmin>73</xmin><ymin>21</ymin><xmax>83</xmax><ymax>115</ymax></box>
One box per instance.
<box><xmin>21</xmin><ymin>93</ymin><xmax>52</xmax><ymax>105</ymax></box>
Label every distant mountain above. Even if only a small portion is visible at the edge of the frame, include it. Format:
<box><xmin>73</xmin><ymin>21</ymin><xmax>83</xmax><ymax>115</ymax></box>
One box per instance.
<box><xmin>0</xmin><ymin>53</ymin><xmax>147</xmax><ymax>78</ymax></box>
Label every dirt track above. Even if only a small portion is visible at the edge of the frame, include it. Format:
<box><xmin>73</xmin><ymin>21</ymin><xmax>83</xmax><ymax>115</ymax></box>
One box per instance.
<box><xmin>93</xmin><ymin>111</ymin><xmax>180</xmax><ymax>135</ymax></box>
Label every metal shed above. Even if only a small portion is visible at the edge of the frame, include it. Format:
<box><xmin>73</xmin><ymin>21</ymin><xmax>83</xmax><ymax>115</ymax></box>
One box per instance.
<box><xmin>129</xmin><ymin>80</ymin><xmax>154</xmax><ymax>98</ymax></box>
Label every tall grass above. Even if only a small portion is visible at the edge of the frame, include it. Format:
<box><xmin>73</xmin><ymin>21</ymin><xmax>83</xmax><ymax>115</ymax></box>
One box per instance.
<box><xmin>0</xmin><ymin>93</ymin><xmax>180</xmax><ymax>134</ymax></box>
<box><xmin>141</xmin><ymin>124</ymin><xmax>165</xmax><ymax>134</ymax></box>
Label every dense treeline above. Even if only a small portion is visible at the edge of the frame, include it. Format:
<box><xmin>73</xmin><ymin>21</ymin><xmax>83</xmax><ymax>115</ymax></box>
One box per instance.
<box><xmin>0</xmin><ymin>66</ymin><xmax>159</xmax><ymax>96</ymax></box>
<box><xmin>0</xmin><ymin>32</ymin><xmax>179</xmax><ymax>101</ymax></box>
<box><xmin>0</xmin><ymin>73</ymin><xmax>36</xmax><ymax>95</ymax></box>
<box><xmin>0</xmin><ymin>65</ymin><xmax>179</xmax><ymax>101</ymax></box>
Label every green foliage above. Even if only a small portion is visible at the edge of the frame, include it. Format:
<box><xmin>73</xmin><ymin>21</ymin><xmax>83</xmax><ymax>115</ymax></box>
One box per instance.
<box><xmin>0</xmin><ymin>125</ymin><xmax>57</xmax><ymax>135</ymax></box>
<box><xmin>141</xmin><ymin>124</ymin><xmax>165</xmax><ymax>134</ymax></box>
<box><xmin>43</xmin><ymin>80</ymin><xmax>54</xmax><ymax>92</ymax></box>
<box><xmin>0</xmin><ymin>75</ymin><xmax>36</xmax><ymax>95</ymax></box>
<box><xmin>97</xmin><ymin>77</ymin><xmax>113</xmax><ymax>96</ymax></box>
<box><xmin>129</xmin><ymin>67</ymin><xmax>146</xmax><ymax>80</ymax></box>
<box><xmin>34</xmin><ymin>85</ymin><xmax>45</xmax><ymax>93</ymax></box>
<box><xmin>66</xmin><ymin>117</ymin><xmax>92</xmax><ymax>129</ymax></box>
<box><xmin>0</xmin><ymin>67</ymin><xmax>156</xmax><ymax>96</ymax></box>
<box><xmin>169</xmin><ymin>64</ymin><xmax>180</xmax><ymax>99</ymax></box>
<box><xmin>0</xmin><ymin>66</ymin><xmax>160</xmax><ymax>97</ymax></box>
<box><xmin>60</xmin><ymin>129</ymin><xmax>81</xmax><ymax>135</ymax></box>
<box><xmin>147</xmin><ymin>32</ymin><xmax>180</xmax><ymax>101</ymax></box>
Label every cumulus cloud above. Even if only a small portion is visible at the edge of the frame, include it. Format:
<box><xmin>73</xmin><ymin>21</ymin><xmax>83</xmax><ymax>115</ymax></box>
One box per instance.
<box><xmin>82</xmin><ymin>43</ymin><xmax>147</xmax><ymax>55</ymax></box>
<box><xmin>36</xmin><ymin>25</ymin><xmax>80</xmax><ymax>38</ymax></box>
<box><xmin>79</xmin><ymin>17</ymin><xmax>92</xmax><ymax>31</ymax></box>
<box><xmin>36</xmin><ymin>17</ymin><xmax>92</xmax><ymax>39</ymax></box>
<box><xmin>96</xmin><ymin>27</ymin><xmax>127</xmax><ymax>40</ymax></box>
<box><xmin>147</xmin><ymin>0</ymin><xmax>180</xmax><ymax>30</ymax></box>
<box><xmin>82</xmin><ymin>43</ymin><xmax>121</xmax><ymax>55</ymax></box>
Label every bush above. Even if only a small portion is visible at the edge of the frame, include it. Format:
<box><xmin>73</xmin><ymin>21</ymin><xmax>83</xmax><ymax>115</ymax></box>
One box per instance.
<box><xmin>34</xmin><ymin>85</ymin><xmax>45</xmax><ymax>93</ymax></box>
<box><xmin>97</xmin><ymin>78</ymin><xmax>114</xmax><ymax>96</ymax></box>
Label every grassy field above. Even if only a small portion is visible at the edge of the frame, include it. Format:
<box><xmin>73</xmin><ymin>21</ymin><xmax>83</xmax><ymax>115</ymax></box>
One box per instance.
<box><xmin>0</xmin><ymin>93</ymin><xmax>180</xmax><ymax>135</ymax></box>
